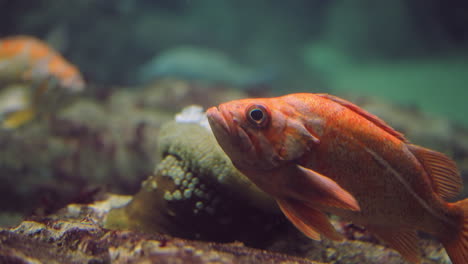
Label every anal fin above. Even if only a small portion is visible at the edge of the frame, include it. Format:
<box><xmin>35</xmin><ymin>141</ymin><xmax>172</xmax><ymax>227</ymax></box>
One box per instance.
<box><xmin>368</xmin><ymin>226</ymin><xmax>420</xmax><ymax>264</ymax></box>
<box><xmin>277</xmin><ymin>199</ymin><xmax>343</xmax><ymax>241</ymax></box>
<box><xmin>408</xmin><ymin>144</ymin><xmax>461</xmax><ymax>200</ymax></box>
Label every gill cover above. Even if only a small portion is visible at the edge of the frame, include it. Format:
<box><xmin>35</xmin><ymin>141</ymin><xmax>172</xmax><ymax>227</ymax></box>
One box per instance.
<box><xmin>244</xmin><ymin>102</ymin><xmax>320</xmax><ymax>164</ymax></box>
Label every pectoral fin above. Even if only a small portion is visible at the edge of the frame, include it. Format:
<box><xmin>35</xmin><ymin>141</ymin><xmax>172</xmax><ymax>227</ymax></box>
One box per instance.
<box><xmin>293</xmin><ymin>165</ymin><xmax>360</xmax><ymax>211</ymax></box>
<box><xmin>277</xmin><ymin>198</ymin><xmax>343</xmax><ymax>241</ymax></box>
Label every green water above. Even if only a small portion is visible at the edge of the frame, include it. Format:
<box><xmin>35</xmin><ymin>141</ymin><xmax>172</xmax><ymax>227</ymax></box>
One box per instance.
<box><xmin>304</xmin><ymin>42</ymin><xmax>468</xmax><ymax>126</ymax></box>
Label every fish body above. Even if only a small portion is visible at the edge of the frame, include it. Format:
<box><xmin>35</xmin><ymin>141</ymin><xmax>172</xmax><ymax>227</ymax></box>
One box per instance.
<box><xmin>206</xmin><ymin>93</ymin><xmax>468</xmax><ymax>264</ymax></box>
<box><xmin>0</xmin><ymin>35</ymin><xmax>85</xmax><ymax>92</ymax></box>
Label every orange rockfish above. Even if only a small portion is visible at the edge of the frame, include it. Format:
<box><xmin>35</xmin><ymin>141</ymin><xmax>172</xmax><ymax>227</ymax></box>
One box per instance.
<box><xmin>206</xmin><ymin>93</ymin><xmax>468</xmax><ymax>264</ymax></box>
<box><xmin>0</xmin><ymin>35</ymin><xmax>85</xmax><ymax>92</ymax></box>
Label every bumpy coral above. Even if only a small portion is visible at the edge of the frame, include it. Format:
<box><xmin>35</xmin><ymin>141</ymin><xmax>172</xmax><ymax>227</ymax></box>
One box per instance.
<box><xmin>106</xmin><ymin>110</ymin><xmax>282</xmax><ymax>245</ymax></box>
<box><xmin>156</xmin><ymin>120</ymin><xmax>277</xmax><ymax>214</ymax></box>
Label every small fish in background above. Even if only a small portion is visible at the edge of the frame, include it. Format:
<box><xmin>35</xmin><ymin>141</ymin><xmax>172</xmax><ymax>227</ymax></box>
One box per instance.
<box><xmin>207</xmin><ymin>93</ymin><xmax>468</xmax><ymax>264</ymax></box>
<box><xmin>0</xmin><ymin>35</ymin><xmax>85</xmax><ymax>92</ymax></box>
<box><xmin>0</xmin><ymin>35</ymin><xmax>85</xmax><ymax>129</ymax></box>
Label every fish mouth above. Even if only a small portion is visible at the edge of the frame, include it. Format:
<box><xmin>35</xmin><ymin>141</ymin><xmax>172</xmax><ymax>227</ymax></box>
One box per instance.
<box><xmin>206</xmin><ymin>106</ymin><xmax>232</xmax><ymax>135</ymax></box>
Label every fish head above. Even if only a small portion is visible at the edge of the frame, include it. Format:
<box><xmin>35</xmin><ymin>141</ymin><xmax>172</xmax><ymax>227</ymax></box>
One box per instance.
<box><xmin>207</xmin><ymin>96</ymin><xmax>320</xmax><ymax>172</ymax></box>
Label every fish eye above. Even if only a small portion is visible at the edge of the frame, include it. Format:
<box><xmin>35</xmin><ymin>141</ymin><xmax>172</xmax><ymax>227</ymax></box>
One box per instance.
<box><xmin>250</xmin><ymin>109</ymin><xmax>263</xmax><ymax>121</ymax></box>
<box><xmin>246</xmin><ymin>104</ymin><xmax>269</xmax><ymax>127</ymax></box>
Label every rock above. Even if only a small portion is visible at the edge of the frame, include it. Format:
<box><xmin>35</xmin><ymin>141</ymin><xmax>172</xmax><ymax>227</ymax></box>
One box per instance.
<box><xmin>0</xmin><ymin>194</ymin><xmax>321</xmax><ymax>264</ymax></box>
<box><xmin>0</xmin><ymin>192</ymin><xmax>449</xmax><ymax>264</ymax></box>
<box><xmin>0</xmin><ymin>85</ymin><xmax>172</xmax><ymax>216</ymax></box>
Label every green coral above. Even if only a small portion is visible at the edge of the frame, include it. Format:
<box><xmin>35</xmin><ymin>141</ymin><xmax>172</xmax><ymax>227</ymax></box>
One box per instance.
<box><xmin>106</xmin><ymin>120</ymin><xmax>281</xmax><ymax>245</ymax></box>
<box><xmin>157</xmin><ymin>121</ymin><xmax>276</xmax><ymax>213</ymax></box>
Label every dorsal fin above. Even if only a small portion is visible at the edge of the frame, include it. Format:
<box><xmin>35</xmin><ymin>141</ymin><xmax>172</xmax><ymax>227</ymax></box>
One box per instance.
<box><xmin>317</xmin><ymin>94</ymin><xmax>406</xmax><ymax>142</ymax></box>
<box><xmin>408</xmin><ymin>144</ymin><xmax>462</xmax><ymax>200</ymax></box>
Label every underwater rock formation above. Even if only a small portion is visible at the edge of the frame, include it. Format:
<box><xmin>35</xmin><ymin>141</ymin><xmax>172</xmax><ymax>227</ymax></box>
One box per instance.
<box><xmin>0</xmin><ymin>85</ymin><xmax>171</xmax><ymax>217</ymax></box>
<box><xmin>106</xmin><ymin>110</ymin><xmax>283</xmax><ymax>245</ymax></box>
<box><xmin>0</xmin><ymin>194</ymin><xmax>320</xmax><ymax>264</ymax></box>
<box><xmin>0</xmin><ymin>193</ymin><xmax>450</xmax><ymax>264</ymax></box>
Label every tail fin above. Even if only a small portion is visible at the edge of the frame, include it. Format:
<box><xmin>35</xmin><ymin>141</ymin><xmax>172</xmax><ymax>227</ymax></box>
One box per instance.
<box><xmin>442</xmin><ymin>198</ymin><xmax>468</xmax><ymax>264</ymax></box>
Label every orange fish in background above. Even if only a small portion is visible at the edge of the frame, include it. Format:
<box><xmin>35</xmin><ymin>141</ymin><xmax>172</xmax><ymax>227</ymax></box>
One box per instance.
<box><xmin>206</xmin><ymin>93</ymin><xmax>468</xmax><ymax>264</ymax></box>
<box><xmin>0</xmin><ymin>35</ymin><xmax>85</xmax><ymax>128</ymax></box>
<box><xmin>0</xmin><ymin>35</ymin><xmax>85</xmax><ymax>92</ymax></box>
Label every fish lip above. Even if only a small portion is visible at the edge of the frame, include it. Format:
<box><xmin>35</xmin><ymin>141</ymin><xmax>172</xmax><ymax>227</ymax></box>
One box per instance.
<box><xmin>206</xmin><ymin>106</ymin><xmax>232</xmax><ymax>135</ymax></box>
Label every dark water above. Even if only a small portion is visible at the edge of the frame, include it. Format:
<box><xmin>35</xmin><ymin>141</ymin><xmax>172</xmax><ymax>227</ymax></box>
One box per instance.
<box><xmin>1</xmin><ymin>0</ymin><xmax>467</xmax><ymax>124</ymax></box>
